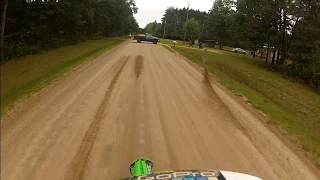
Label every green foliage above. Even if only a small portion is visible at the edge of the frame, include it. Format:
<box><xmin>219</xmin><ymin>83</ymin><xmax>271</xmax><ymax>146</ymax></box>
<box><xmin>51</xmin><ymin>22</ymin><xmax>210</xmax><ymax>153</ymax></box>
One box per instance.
<box><xmin>146</xmin><ymin>0</ymin><xmax>320</xmax><ymax>88</ymax></box>
<box><xmin>287</xmin><ymin>0</ymin><xmax>320</xmax><ymax>87</ymax></box>
<box><xmin>3</xmin><ymin>0</ymin><xmax>139</xmax><ymax>60</ymax></box>
<box><xmin>145</xmin><ymin>21</ymin><xmax>163</xmax><ymax>37</ymax></box>
<box><xmin>184</xmin><ymin>18</ymin><xmax>200</xmax><ymax>40</ymax></box>
<box><xmin>157</xmin><ymin>7</ymin><xmax>207</xmax><ymax>40</ymax></box>
<box><xmin>206</xmin><ymin>0</ymin><xmax>235</xmax><ymax>48</ymax></box>
<box><xmin>234</xmin><ymin>0</ymin><xmax>320</xmax><ymax>87</ymax></box>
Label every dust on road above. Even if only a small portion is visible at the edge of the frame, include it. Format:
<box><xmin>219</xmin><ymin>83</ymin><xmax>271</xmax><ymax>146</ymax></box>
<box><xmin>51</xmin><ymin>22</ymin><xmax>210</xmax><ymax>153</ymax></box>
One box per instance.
<box><xmin>1</xmin><ymin>41</ymin><xmax>319</xmax><ymax>180</ymax></box>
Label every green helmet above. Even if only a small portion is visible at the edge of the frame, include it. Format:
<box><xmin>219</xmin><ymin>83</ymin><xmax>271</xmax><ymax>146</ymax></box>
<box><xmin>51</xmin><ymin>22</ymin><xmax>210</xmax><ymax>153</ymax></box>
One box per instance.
<box><xmin>129</xmin><ymin>157</ymin><xmax>153</xmax><ymax>176</ymax></box>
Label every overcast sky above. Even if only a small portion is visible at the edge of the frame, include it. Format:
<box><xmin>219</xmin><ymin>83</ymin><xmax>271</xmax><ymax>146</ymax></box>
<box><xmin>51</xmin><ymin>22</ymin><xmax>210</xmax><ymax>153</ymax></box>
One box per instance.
<box><xmin>134</xmin><ymin>0</ymin><xmax>214</xmax><ymax>28</ymax></box>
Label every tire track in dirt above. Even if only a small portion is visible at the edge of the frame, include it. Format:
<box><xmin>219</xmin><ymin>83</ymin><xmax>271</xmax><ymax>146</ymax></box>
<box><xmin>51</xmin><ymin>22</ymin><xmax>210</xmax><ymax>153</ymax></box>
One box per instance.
<box><xmin>64</xmin><ymin>56</ymin><xmax>129</xmax><ymax>180</ymax></box>
<box><xmin>134</xmin><ymin>55</ymin><xmax>144</xmax><ymax>78</ymax></box>
<box><xmin>202</xmin><ymin>69</ymin><xmax>254</xmax><ymax>139</ymax></box>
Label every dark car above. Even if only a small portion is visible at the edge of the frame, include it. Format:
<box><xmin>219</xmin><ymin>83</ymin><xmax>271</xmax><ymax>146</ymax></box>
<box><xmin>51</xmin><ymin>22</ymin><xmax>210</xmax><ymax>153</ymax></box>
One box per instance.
<box><xmin>133</xmin><ymin>33</ymin><xmax>159</xmax><ymax>44</ymax></box>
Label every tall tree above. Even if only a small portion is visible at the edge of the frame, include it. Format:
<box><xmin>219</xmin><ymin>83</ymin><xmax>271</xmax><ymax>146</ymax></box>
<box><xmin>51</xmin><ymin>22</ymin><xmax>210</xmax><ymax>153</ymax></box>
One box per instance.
<box><xmin>0</xmin><ymin>0</ymin><xmax>8</xmax><ymax>61</ymax></box>
<box><xmin>206</xmin><ymin>0</ymin><xmax>235</xmax><ymax>49</ymax></box>
<box><xmin>161</xmin><ymin>7</ymin><xmax>207</xmax><ymax>40</ymax></box>
<box><xmin>289</xmin><ymin>0</ymin><xmax>320</xmax><ymax>86</ymax></box>
<box><xmin>183</xmin><ymin>18</ymin><xmax>200</xmax><ymax>40</ymax></box>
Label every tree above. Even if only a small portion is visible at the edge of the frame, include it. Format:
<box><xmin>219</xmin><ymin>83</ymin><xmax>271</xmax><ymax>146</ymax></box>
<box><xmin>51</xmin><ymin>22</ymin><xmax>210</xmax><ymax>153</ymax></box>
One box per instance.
<box><xmin>184</xmin><ymin>18</ymin><xmax>200</xmax><ymax>40</ymax></box>
<box><xmin>2</xmin><ymin>0</ymin><xmax>139</xmax><ymax>60</ymax></box>
<box><xmin>143</xmin><ymin>0</ymin><xmax>320</xmax><ymax>87</ymax></box>
<box><xmin>144</xmin><ymin>21</ymin><xmax>163</xmax><ymax>37</ymax></box>
<box><xmin>0</xmin><ymin>0</ymin><xmax>8</xmax><ymax>61</ymax></box>
<box><xmin>161</xmin><ymin>7</ymin><xmax>207</xmax><ymax>40</ymax></box>
<box><xmin>206</xmin><ymin>0</ymin><xmax>235</xmax><ymax>49</ymax></box>
<box><xmin>288</xmin><ymin>0</ymin><xmax>320</xmax><ymax>87</ymax></box>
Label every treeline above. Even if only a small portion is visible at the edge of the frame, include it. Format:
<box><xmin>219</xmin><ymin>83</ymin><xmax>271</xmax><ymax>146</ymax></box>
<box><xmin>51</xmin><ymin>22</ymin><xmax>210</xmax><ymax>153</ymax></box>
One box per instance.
<box><xmin>145</xmin><ymin>0</ymin><xmax>320</xmax><ymax>88</ymax></box>
<box><xmin>144</xmin><ymin>8</ymin><xmax>207</xmax><ymax>40</ymax></box>
<box><xmin>0</xmin><ymin>0</ymin><xmax>139</xmax><ymax>60</ymax></box>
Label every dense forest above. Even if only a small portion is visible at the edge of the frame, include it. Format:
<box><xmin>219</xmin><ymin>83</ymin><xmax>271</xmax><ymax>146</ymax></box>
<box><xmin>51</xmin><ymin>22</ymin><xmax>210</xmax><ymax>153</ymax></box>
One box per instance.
<box><xmin>0</xmin><ymin>0</ymin><xmax>139</xmax><ymax>61</ymax></box>
<box><xmin>144</xmin><ymin>0</ymin><xmax>320</xmax><ymax>88</ymax></box>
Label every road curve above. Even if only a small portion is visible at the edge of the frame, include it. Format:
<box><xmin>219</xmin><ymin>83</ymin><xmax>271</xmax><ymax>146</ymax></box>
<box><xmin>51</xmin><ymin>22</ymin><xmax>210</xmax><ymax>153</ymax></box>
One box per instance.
<box><xmin>1</xmin><ymin>41</ymin><xmax>319</xmax><ymax>180</ymax></box>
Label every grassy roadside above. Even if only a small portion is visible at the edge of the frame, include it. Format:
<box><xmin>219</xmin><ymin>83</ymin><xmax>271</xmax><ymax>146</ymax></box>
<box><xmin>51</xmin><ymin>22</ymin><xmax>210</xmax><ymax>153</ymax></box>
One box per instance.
<box><xmin>160</xmin><ymin>39</ymin><xmax>188</xmax><ymax>47</ymax></box>
<box><xmin>160</xmin><ymin>38</ymin><xmax>233</xmax><ymax>52</ymax></box>
<box><xmin>1</xmin><ymin>37</ymin><xmax>125</xmax><ymax>117</ymax></box>
<box><xmin>161</xmin><ymin>42</ymin><xmax>320</xmax><ymax>165</ymax></box>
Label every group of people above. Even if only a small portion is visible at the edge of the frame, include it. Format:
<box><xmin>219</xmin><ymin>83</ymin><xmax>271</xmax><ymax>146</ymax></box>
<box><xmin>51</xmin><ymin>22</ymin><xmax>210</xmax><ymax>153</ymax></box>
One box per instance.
<box><xmin>188</xmin><ymin>40</ymin><xmax>203</xmax><ymax>49</ymax></box>
<box><xmin>172</xmin><ymin>40</ymin><xmax>203</xmax><ymax>49</ymax></box>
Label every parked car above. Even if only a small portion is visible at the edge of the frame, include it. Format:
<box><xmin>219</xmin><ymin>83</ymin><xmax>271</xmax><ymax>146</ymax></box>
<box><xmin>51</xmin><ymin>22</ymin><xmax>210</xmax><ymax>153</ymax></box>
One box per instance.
<box><xmin>231</xmin><ymin>48</ymin><xmax>247</xmax><ymax>54</ymax></box>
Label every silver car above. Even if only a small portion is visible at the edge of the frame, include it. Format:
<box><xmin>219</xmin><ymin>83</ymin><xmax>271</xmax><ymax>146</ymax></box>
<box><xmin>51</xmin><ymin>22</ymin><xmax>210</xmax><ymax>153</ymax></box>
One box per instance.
<box><xmin>232</xmin><ymin>48</ymin><xmax>246</xmax><ymax>54</ymax></box>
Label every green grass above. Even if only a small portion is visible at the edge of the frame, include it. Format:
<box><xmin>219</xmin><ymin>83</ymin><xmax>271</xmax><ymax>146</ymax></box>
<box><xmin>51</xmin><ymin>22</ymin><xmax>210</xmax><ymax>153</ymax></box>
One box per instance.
<box><xmin>160</xmin><ymin>39</ymin><xmax>188</xmax><ymax>47</ymax></box>
<box><xmin>163</xmin><ymin>45</ymin><xmax>176</xmax><ymax>53</ymax></box>
<box><xmin>160</xmin><ymin>38</ymin><xmax>233</xmax><ymax>52</ymax></box>
<box><xmin>1</xmin><ymin>37</ymin><xmax>125</xmax><ymax>117</ymax></box>
<box><xmin>161</xmin><ymin>41</ymin><xmax>320</xmax><ymax>165</ymax></box>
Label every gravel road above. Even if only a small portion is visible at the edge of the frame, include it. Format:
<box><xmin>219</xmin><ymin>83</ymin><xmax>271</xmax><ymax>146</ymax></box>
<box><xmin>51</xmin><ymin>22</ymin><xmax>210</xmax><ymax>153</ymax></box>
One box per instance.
<box><xmin>1</xmin><ymin>41</ymin><xmax>319</xmax><ymax>180</ymax></box>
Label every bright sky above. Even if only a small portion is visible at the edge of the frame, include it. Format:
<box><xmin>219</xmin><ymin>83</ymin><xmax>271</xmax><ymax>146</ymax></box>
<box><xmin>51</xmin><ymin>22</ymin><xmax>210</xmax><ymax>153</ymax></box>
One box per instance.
<box><xmin>134</xmin><ymin>0</ymin><xmax>214</xmax><ymax>28</ymax></box>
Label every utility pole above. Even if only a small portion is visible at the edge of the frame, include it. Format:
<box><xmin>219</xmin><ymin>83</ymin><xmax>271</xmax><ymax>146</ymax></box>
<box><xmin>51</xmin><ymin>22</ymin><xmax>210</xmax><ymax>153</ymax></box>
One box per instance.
<box><xmin>183</xmin><ymin>2</ymin><xmax>190</xmax><ymax>43</ymax></box>
<box><xmin>163</xmin><ymin>19</ymin><xmax>166</xmax><ymax>39</ymax></box>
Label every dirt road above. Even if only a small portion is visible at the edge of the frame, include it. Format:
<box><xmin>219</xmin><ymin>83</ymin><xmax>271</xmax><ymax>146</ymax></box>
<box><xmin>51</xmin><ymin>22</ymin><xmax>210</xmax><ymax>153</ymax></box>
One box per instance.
<box><xmin>1</xmin><ymin>41</ymin><xmax>319</xmax><ymax>180</ymax></box>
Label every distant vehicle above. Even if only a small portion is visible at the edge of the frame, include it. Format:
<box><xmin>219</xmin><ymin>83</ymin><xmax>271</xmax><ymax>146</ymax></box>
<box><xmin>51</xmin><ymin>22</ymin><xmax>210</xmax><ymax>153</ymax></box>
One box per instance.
<box><xmin>232</xmin><ymin>48</ymin><xmax>247</xmax><ymax>54</ymax></box>
<box><xmin>133</xmin><ymin>33</ymin><xmax>159</xmax><ymax>44</ymax></box>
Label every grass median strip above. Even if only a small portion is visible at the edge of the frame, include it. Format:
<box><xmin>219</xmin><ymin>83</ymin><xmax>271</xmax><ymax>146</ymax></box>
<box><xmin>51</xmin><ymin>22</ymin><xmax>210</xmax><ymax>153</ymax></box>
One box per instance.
<box><xmin>1</xmin><ymin>38</ymin><xmax>125</xmax><ymax>117</ymax></box>
<box><xmin>162</xmin><ymin>42</ymin><xmax>320</xmax><ymax>165</ymax></box>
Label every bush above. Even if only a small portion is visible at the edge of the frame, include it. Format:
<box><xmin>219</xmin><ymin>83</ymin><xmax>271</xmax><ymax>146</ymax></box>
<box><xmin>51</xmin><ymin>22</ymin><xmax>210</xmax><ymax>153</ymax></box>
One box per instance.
<box><xmin>4</xmin><ymin>42</ymin><xmax>42</xmax><ymax>60</ymax></box>
<box><xmin>3</xmin><ymin>34</ymin><xmax>92</xmax><ymax>61</ymax></box>
<box><xmin>311</xmin><ymin>72</ymin><xmax>320</xmax><ymax>88</ymax></box>
<box><xmin>50</xmin><ymin>37</ymin><xmax>67</xmax><ymax>48</ymax></box>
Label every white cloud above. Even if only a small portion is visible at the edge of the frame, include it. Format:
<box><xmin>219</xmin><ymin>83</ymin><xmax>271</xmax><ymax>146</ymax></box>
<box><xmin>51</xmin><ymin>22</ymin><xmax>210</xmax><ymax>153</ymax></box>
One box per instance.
<box><xmin>134</xmin><ymin>0</ymin><xmax>214</xmax><ymax>28</ymax></box>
